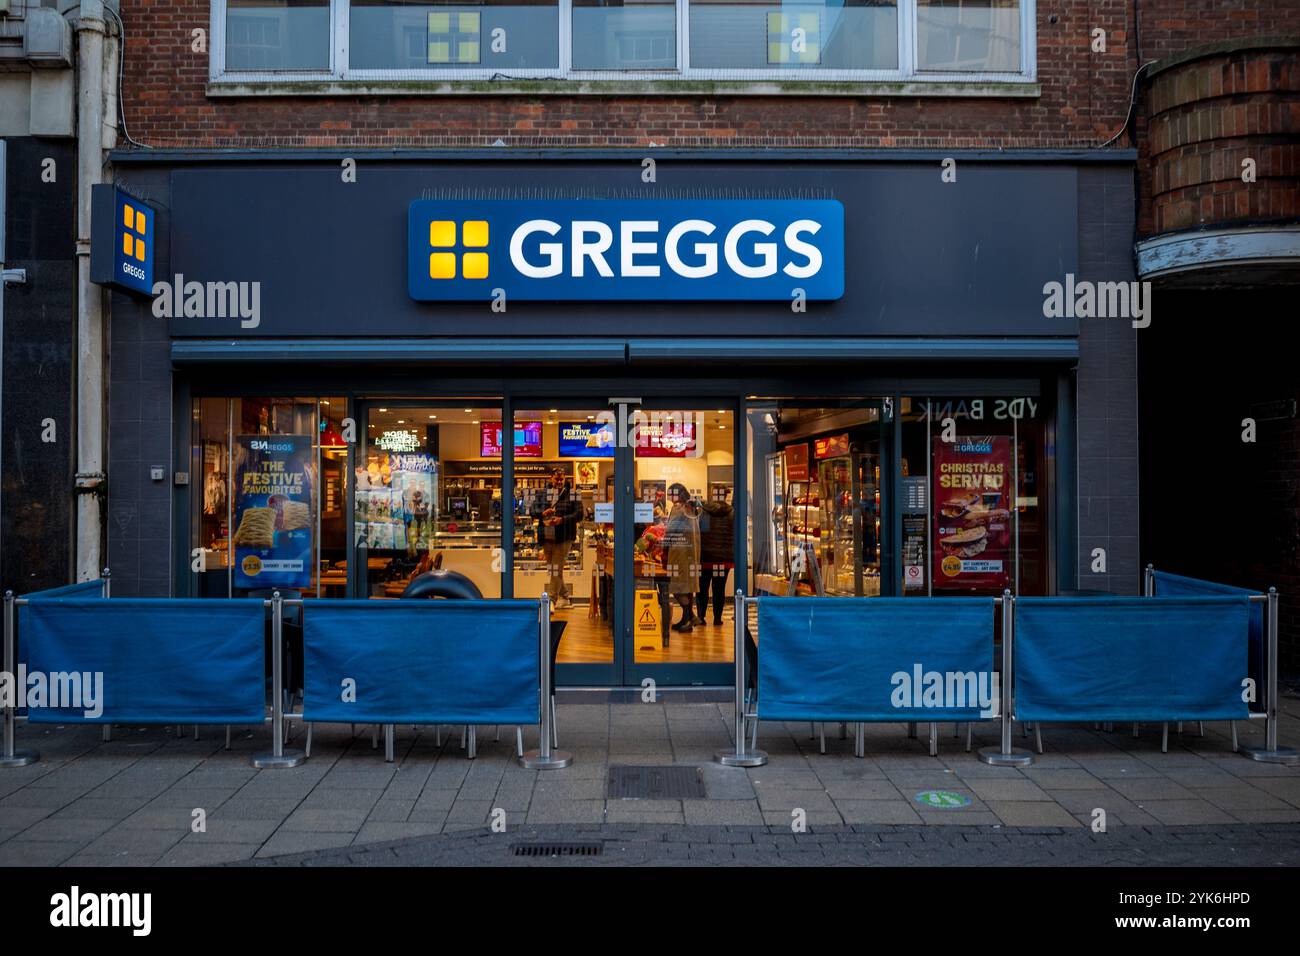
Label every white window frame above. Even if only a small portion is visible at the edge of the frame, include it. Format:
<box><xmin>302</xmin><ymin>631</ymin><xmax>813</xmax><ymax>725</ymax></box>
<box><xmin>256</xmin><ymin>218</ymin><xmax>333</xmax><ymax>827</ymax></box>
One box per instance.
<box><xmin>209</xmin><ymin>0</ymin><xmax>1037</xmax><ymax>86</ymax></box>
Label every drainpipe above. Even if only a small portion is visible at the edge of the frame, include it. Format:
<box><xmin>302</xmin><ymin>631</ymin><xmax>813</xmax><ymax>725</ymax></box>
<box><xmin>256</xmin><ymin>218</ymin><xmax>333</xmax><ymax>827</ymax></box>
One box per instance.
<box><xmin>74</xmin><ymin>0</ymin><xmax>110</xmax><ymax>581</ymax></box>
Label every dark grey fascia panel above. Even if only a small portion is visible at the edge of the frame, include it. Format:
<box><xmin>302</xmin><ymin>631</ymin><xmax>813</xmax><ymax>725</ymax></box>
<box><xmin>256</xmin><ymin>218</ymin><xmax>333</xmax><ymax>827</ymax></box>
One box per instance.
<box><xmin>170</xmin><ymin>338</ymin><xmax>628</xmax><ymax>365</ymax></box>
<box><xmin>171</xmin><ymin>337</ymin><xmax>1077</xmax><ymax>365</ymax></box>
<box><xmin>627</xmin><ymin>338</ymin><xmax>1079</xmax><ymax>362</ymax></box>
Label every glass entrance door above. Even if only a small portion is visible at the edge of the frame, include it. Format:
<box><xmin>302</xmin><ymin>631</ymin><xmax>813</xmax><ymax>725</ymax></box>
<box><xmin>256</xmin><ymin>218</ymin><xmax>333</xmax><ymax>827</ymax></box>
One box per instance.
<box><xmin>622</xmin><ymin>404</ymin><xmax>737</xmax><ymax>687</ymax></box>
<box><xmin>512</xmin><ymin>406</ymin><xmax>618</xmax><ymax>685</ymax></box>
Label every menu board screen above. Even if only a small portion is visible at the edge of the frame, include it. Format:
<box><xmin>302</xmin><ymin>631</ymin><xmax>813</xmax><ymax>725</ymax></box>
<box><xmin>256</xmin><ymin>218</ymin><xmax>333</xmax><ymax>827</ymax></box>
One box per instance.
<box><xmin>635</xmin><ymin>420</ymin><xmax>697</xmax><ymax>458</ymax></box>
<box><xmin>481</xmin><ymin>421</ymin><xmax>542</xmax><ymax>458</ymax></box>
<box><xmin>814</xmin><ymin>433</ymin><xmax>850</xmax><ymax>459</ymax></box>
<box><xmin>559</xmin><ymin>421</ymin><xmax>616</xmax><ymax>458</ymax></box>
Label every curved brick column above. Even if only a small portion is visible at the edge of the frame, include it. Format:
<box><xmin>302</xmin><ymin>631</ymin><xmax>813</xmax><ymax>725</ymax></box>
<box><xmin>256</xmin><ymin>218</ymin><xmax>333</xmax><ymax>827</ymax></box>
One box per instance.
<box><xmin>1146</xmin><ymin>40</ymin><xmax>1300</xmax><ymax>235</ymax></box>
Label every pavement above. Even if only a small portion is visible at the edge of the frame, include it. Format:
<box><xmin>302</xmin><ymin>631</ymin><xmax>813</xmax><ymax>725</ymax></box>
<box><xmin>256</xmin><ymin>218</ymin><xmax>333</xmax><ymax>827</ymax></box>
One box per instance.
<box><xmin>3</xmin><ymin>696</ymin><xmax>1300</xmax><ymax>867</ymax></box>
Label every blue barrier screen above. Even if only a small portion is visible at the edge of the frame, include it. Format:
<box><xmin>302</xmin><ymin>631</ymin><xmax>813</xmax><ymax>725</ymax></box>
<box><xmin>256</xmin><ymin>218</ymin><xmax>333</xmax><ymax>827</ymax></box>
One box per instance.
<box><xmin>303</xmin><ymin>600</ymin><xmax>540</xmax><ymax>725</ymax></box>
<box><xmin>1015</xmin><ymin>596</ymin><xmax>1251</xmax><ymax>722</ymax></box>
<box><xmin>757</xmin><ymin>598</ymin><xmax>995</xmax><ymax>722</ymax></box>
<box><xmin>20</xmin><ymin>598</ymin><xmax>266</xmax><ymax>724</ymax></box>
<box><xmin>1153</xmin><ymin>570</ymin><xmax>1264</xmax><ymax>710</ymax></box>
<box><xmin>15</xmin><ymin>579</ymin><xmax>105</xmax><ymax>676</ymax></box>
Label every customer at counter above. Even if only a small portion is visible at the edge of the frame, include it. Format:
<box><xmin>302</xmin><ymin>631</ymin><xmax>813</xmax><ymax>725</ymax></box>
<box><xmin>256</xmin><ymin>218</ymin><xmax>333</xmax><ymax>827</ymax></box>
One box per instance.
<box><xmin>696</xmin><ymin>490</ymin><xmax>734</xmax><ymax>625</ymax></box>
<box><xmin>664</xmin><ymin>483</ymin><xmax>701</xmax><ymax>633</ymax></box>
<box><xmin>532</xmin><ymin>467</ymin><xmax>580</xmax><ymax>609</ymax></box>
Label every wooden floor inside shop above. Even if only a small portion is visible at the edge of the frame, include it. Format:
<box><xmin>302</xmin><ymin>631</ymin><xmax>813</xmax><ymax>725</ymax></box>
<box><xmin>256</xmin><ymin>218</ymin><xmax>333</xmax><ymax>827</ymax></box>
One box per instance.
<box><xmin>552</xmin><ymin>600</ymin><xmax>735</xmax><ymax>665</ymax></box>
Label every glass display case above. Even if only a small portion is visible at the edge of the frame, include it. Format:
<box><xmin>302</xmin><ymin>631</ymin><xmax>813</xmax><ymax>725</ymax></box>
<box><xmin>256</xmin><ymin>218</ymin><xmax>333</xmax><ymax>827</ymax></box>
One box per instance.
<box><xmin>765</xmin><ymin>451</ymin><xmax>787</xmax><ymax>576</ymax></box>
<box><xmin>784</xmin><ymin>478</ymin><xmax>824</xmax><ymax>593</ymax></box>
<box><xmin>818</xmin><ymin>450</ymin><xmax>881</xmax><ymax>596</ymax></box>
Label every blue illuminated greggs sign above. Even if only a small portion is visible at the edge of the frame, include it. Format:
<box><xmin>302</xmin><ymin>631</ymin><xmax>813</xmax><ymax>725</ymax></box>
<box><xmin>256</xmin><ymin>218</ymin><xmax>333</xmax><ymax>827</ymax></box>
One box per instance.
<box><xmin>89</xmin><ymin>184</ymin><xmax>155</xmax><ymax>297</ymax></box>
<box><xmin>407</xmin><ymin>199</ymin><xmax>844</xmax><ymax>301</ymax></box>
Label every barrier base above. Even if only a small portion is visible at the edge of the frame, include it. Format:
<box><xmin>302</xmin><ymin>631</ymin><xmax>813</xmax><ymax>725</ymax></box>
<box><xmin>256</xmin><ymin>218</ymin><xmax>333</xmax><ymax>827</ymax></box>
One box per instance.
<box><xmin>715</xmin><ymin>748</ymin><xmax>768</xmax><ymax>767</ymax></box>
<box><xmin>977</xmin><ymin>746</ymin><xmax>1034</xmax><ymax>767</ymax></box>
<box><xmin>250</xmin><ymin>748</ymin><xmax>306</xmax><ymax>769</ymax></box>
<box><xmin>0</xmin><ymin>751</ymin><xmax>39</xmax><ymax>768</ymax></box>
<box><xmin>1243</xmin><ymin>747</ymin><xmax>1300</xmax><ymax>766</ymax></box>
<box><xmin>519</xmin><ymin>749</ymin><xmax>572</xmax><ymax>770</ymax></box>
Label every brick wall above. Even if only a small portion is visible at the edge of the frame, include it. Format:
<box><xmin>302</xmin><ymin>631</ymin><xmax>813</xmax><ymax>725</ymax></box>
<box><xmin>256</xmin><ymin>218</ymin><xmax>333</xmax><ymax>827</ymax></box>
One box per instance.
<box><xmin>119</xmin><ymin>0</ymin><xmax>1139</xmax><ymax>149</ymax></box>
<box><xmin>1141</xmin><ymin>45</ymin><xmax>1300</xmax><ymax>235</ymax></box>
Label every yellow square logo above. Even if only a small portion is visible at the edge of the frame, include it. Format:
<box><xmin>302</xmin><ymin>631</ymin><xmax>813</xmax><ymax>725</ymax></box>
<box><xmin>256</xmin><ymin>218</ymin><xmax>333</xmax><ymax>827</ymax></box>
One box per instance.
<box><xmin>426</xmin><ymin>218</ymin><xmax>490</xmax><ymax>280</ymax></box>
<box><xmin>122</xmin><ymin>201</ymin><xmax>147</xmax><ymax>261</ymax></box>
<box><xmin>429</xmin><ymin>252</ymin><xmax>457</xmax><ymax>279</ymax></box>
<box><xmin>429</xmin><ymin>220</ymin><xmax>456</xmax><ymax>247</ymax></box>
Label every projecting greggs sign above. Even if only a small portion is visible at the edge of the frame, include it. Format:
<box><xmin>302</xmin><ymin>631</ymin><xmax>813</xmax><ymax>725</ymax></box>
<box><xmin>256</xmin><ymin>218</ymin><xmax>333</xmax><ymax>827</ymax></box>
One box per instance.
<box><xmin>407</xmin><ymin>199</ymin><xmax>844</xmax><ymax>301</ymax></box>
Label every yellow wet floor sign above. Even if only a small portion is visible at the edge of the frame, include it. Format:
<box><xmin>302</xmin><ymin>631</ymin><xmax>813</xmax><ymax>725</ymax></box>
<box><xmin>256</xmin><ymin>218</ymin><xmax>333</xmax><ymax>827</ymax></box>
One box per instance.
<box><xmin>635</xmin><ymin>589</ymin><xmax>662</xmax><ymax>651</ymax></box>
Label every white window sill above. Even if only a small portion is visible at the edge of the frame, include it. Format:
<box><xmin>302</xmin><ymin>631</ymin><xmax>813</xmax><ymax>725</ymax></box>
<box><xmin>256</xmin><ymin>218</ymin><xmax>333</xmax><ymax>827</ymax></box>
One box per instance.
<box><xmin>205</xmin><ymin>76</ymin><xmax>1041</xmax><ymax>98</ymax></box>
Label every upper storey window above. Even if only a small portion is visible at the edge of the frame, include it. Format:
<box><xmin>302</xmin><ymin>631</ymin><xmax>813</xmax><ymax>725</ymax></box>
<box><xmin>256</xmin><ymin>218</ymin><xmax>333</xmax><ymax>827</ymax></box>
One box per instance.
<box><xmin>211</xmin><ymin>0</ymin><xmax>1034</xmax><ymax>85</ymax></box>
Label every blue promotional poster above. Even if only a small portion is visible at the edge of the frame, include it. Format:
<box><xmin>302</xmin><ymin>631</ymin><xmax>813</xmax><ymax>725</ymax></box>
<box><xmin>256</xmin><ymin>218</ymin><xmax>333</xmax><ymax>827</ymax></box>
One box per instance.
<box><xmin>232</xmin><ymin>435</ymin><xmax>315</xmax><ymax>589</ymax></box>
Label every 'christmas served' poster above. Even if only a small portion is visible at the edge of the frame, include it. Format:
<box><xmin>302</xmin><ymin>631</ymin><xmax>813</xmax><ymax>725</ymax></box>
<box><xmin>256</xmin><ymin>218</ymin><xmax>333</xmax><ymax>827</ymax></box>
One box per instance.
<box><xmin>932</xmin><ymin>436</ymin><xmax>1012</xmax><ymax>590</ymax></box>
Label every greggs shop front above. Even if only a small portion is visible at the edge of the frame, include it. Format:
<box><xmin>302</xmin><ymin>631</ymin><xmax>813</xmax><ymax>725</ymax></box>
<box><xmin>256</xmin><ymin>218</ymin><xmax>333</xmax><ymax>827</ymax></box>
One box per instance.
<box><xmin>105</xmin><ymin>150</ymin><xmax>1138</xmax><ymax>689</ymax></box>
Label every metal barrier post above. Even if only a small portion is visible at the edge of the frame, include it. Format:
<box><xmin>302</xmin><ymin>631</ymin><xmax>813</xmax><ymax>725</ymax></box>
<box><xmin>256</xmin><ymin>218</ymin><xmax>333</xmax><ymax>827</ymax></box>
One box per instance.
<box><xmin>979</xmin><ymin>590</ymin><xmax>1033</xmax><ymax>767</ymax></box>
<box><xmin>716</xmin><ymin>591</ymin><xmax>767</xmax><ymax>767</ymax></box>
<box><xmin>1245</xmin><ymin>587</ymin><xmax>1299</xmax><ymax>765</ymax></box>
<box><xmin>1144</xmin><ymin>563</ymin><xmax>1154</xmax><ymax>597</ymax></box>
<box><xmin>520</xmin><ymin>593</ymin><xmax>572</xmax><ymax>769</ymax></box>
<box><xmin>252</xmin><ymin>591</ymin><xmax>305</xmax><ymax>769</ymax></box>
<box><xmin>100</xmin><ymin>568</ymin><xmax>112</xmax><ymax>742</ymax></box>
<box><xmin>1</xmin><ymin>590</ymin><xmax>38</xmax><ymax>767</ymax></box>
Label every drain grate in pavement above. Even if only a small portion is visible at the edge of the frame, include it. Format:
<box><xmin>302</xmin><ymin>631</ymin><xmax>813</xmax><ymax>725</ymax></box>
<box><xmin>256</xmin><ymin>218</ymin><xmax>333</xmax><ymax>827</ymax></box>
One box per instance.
<box><xmin>511</xmin><ymin>842</ymin><xmax>603</xmax><ymax>858</ymax></box>
<box><xmin>608</xmin><ymin>765</ymin><xmax>707</xmax><ymax>799</ymax></box>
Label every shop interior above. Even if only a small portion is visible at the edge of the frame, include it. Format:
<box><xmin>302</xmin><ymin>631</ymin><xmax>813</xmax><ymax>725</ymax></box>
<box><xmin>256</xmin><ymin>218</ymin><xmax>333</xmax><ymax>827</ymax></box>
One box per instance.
<box><xmin>746</xmin><ymin>402</ymin><xmax>886</xmax><ymax>599</ymax></box>
<box><xmin>357</xmin><ymin>405</ymin><xmax>736</xmax><ymax>665</ymax></box>
<box><xmin>188</xmin><ymin>392</ymin><xmax>1048</xmax><ymax>683</ymax></box>
<box><xmin>191</xmin><ymin>396</ymin><xmax>348</xmax><ymax>599</ymax></box>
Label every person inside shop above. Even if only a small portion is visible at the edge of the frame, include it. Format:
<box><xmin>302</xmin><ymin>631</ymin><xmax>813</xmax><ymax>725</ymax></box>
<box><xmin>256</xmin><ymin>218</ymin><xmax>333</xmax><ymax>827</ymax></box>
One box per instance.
<box><xmin>696</xmin><ymin>488</ymin><xmax>734</xmax><ymax>626</ymax></box>
<box><xmin>533</xmin><ymin>467</ymin><xmax>580</xmax><ymax>610</ymax></box>
<box><xmin>664</xmin><ymin>483</ymin><xmax>701</xmax><ymax>633</ymax></box>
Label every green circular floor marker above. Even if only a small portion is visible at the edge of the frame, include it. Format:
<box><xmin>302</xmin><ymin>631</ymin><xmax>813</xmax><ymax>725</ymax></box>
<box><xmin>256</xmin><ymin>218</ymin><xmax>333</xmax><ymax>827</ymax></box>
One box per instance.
<box><xmin>914</xmin><ymin>789</ymin><xmax>972</xmax><ymax>809</ymax></box>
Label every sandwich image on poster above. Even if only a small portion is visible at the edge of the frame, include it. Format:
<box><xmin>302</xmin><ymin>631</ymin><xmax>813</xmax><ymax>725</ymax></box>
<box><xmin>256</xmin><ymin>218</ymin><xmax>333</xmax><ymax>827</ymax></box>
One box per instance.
<box><xmin>233</xmin><ymin>434</ymin><xmax>315</xmax><ymax>589</ymax></box>
<box><xmin>932</xmin><ymin>435</ymin><xmax>1011</xmax><ymax>590</ymax></box>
